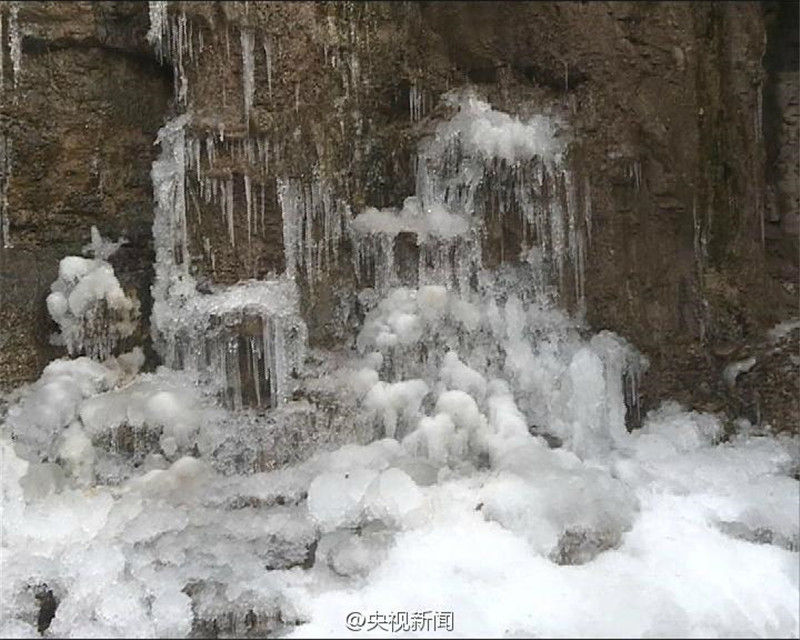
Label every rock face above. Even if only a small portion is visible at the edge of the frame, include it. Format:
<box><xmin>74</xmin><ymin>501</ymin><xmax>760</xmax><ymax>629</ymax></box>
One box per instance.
<box><xmin>0</xmin><ymin>2</ymin><xmax>797</xmax><ymax>429</ymax></box>
<box><xmin>1</xmin><ymin>2</ymin><xmax>171</xmax><ymax>385</ymax></box>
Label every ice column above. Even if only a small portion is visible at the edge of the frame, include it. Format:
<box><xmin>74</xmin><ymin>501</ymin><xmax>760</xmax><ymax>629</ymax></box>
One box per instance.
<box><xmin>151</xmin><ymin>117</ymin><xmax>307</xmax><ymax>409</ymax></box>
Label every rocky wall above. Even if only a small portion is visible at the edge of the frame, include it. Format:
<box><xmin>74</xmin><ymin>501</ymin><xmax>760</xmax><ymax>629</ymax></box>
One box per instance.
<box><xmin>0</xmin><ymin>1</ymin><xmax>796</xmax><ymax>429</ymax></box>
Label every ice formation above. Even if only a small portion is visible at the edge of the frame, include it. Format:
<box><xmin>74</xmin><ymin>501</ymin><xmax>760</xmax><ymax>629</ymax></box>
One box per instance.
<box><xmin>2</xmin><ymin>284</ymin><xmax>797</xmax><ymax>637</ymax></box>
<box><xmin>241</xmin><ymin>27</ymin><xmax>255</xmax><ymax>127</ymax></box>
<box><xmin>9</xmin><ymin>2</ymin><xmax>21</xmax><ymax>89</ymax></box>
<box><xmin>151</xmin><ymin>116</ymin><xmax>307</xmax><ymax>409</ymax></box>
<box><xmin>349</xmin><ymin>90</ymin><xmax>589</xmax><ymax>310</ymax></box>
<box><xmin>45</xmin><ymin>231</ymin><xmax>139</xmax><ymax>360</ymax></box>
<box><xmin>278</xmin><ymin>175</ymin><xmax>350</xmax><ymax>293</ymax></box>
<box><xmin>350</xmin><ymin>197</ymin><xmax>479</xmax><ymax>295</ymax></box>
<box><xmin>0</xmin><ymin>133</ymin><xmax>11</xmax><ymax>248</ymax></box>
<box><xmin>2</xmin><ymin>43</ymin><xmax>798</xmax><ymax>636</ymax></box>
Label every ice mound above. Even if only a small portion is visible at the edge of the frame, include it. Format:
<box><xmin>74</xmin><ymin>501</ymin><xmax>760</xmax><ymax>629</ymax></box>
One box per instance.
<box><xmin>46</xmin><ymin>249</ymin><xmax>139</xmax><ymax>361</ymax></box>
<box><xmin>352</xmin><ymin>197</ymin><xmax>470</xmax><ymax>241</ymax></box>
<box><xmin>2</xmin><ymin>353</ymin><xmax>799</xmax><ymax>638</ymax></box>
<box><xmin>5</xmin><ymin>356</ymin><xmax>121</xmax><ymax>464</ymax></box>
<box><xmin>79</xmin><ymin>369</ymin><xmax>215</xmax><ymax>462</ymax></box>
<box><xmin>354</xmin><ymin>286</ymin><xmax>645</xmax><ymax>461</ymax></box>
<box><xmin>292</xmin><ymin>446</ymin><xmax>798</xmax><ymax>638</ymax></box>
<box><xmin>480</xmin><ymin>442</ymin><xmax>638</xmax><ymax>562</ymax></box>
<box><xmin>433</xmin><ymin>89</ymin><xmax>566</xmax><ymax>164</ymax></box>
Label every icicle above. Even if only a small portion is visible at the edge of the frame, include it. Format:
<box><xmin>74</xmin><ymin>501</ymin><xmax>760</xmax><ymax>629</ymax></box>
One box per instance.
<box><xmin>583</xmin><ymin>175</ymin><xmax>592</xmax><ymax>244</ymax></box>
<box><xmin>193</xmin><ymin>137</ymin><xmax>201</xmax><ymax>180</ymax></box>
<box><xmin>226</xmin><ymin>175</ymin><xmax>235</xmax><ymax>247</ymax></box>
<box><xmin>188</xmin><ymin>18</ymin><xmax>194</xmax><ymax>62</ymax></box>
<box><xmin>225</xmin><ymin>23</ymin><xmax>231</xmax><ymax>63</ymax></box>
<box><xmin>244</xmin><ymin>173</ymin><xmax>252</xmax><ymax>245</ymax></box>
<box><xmin>260</xmin><ymin>182</ymin><xmax>266</xmax><ymax>237</ymax></box>
<box><xmin>9</xmin><ymin>2</ymin><xmax>21</xmax><ymax>89</ymax></box>
<box><xmin>0</xmin><ymin>135</ymin><xmax>12</xmax><ymax>249</ymax></box>
<box><xmin>241</xmin><ymin>27</ymin><xmax>255</xmax><ymax>126</ymax></box>
<box><xmin>1</xmin><ymin>10</ymin><xmax>5</xmax><ymax>93</ymax></box>
<box><xmin>263</xmin><ymin>36</ymin><xmax>273</xmax><ymax>102</ymax></box>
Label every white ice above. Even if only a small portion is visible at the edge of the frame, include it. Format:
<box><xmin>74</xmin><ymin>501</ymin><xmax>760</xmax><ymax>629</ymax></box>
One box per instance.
<box><xmin>46</xmin><ymin>242</ymin><xmax>139</xmax><ymax>360</ymax></box>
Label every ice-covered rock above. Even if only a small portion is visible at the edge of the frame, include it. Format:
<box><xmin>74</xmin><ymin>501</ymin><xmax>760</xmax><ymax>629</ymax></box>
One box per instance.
<box><xmin>46</xmin><ymin>249</ymin><xmax>139</xmax><ymax>360</ymax></box>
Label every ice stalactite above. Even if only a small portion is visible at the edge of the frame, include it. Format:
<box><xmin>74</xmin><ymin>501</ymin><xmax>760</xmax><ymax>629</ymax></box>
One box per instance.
<box><xmin>277</xmin><ymin>175</ymin><xmax>350</xmax><ymax>293</ymax></box>
<box><xmin>0</xmin><ymin>134</ymin><xmax>11</xmax><ymax>248</ymax></box>
<box><xmin>146</xmin><ymin>2</ymin><xmax>200</xmax><ymax>106</ymax></box>
<box><xmin>1</xmin><ymin>10</ymin><xmax>5</xmax><ymax>93</ymax></box>
<box><xmin>244</xmin><ymin>173</ymin><xmax>253</xmax><ymax>245</ymax></box>
<box><xmin>351</xmin><ymin>90</ymin><xmax>590</xmax><ymax>310</ymax></box>
<box><xmin>350</xmin><ymin>196</ymin><xmax>480</xmax><ymax>296</ymax></box>
<box><xmin>409</xmin><ymin>81</ymin><xmax>427</xmax><ymax>123</ymax></box>
<box><xmin>263</xmin><ymin>36</ymin><xmax>273</xmax><ymax>103</ymax></box>
<box><xmin>240</xmin><ymin>27</ymin><xmax>255</xmax><ymax>127</ymax></box>
<box><xmin>412</xmin><ymin>91</ymin><xmax>590</xmax><ymax>308</ymax></box>
<box><xmin>151</xmin><ymin>117</ymin><xmax>307</xmax><ymax>409</ymax></box>
<box><xmin>165</xmin><ymin>281</ymin><xmax>307</xmax><ymax>410</ymax></box>
<box><xmin>183</xmin><ymin>132</ymin><xmax>276</xmax><ymax>253</ymax></box>
<box><xmin>8</xmin><ymin>2</ymin><xmax>21</xmax><ymax>90</ymax></box>
<box><xmin>146</xmin><ymin>1</ymin><xmax>169</xmax><ymax>61</ymax></box>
